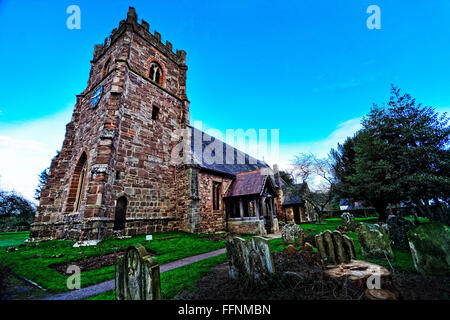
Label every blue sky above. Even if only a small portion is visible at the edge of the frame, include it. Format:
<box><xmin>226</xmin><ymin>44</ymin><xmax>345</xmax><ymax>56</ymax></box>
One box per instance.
<box><xmin>1</xmin><ymin>0</ymin><xmax>449</xmax><ymax>201</ymax></box>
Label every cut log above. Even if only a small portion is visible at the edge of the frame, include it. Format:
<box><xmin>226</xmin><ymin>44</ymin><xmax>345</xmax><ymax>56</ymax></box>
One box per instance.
<box><xmin>324</xmin><ymin>260</ymin><xmax>391</xmax><ymax>280</ymax></box>
<box><xmin>324</xmin><ymin>260</ymin><xmax>393</xmax><ymax>292</ymax></box>
<box><xmin>365</xmin><ymin>289</ymin><xmax>397</xmax><ymax>300</ymax></box>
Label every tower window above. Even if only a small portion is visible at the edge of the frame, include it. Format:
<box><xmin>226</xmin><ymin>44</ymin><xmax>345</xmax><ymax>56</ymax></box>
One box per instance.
<box><xmin>66</xmin><ymin>152</ymin><xmax>88</xmax><ymax>213</ymax></box>
<box><xmin>152</xmin><ymin>106</ymin><xmax>159</xmax><ymax>120</ymax></box>
<box><xmin>149</xmin><ymin>62</ymin><xmax>162</xmax><ymax>84</ymax></box>
<box><xmin>212</xmin><ymin>182</ymin><xmax>221</xmax><ymax>210</ymax></box>
<box><xmin>75</xmin><ymin>162</ymin><xmax>87</xmax><ymax>212</ymax></box>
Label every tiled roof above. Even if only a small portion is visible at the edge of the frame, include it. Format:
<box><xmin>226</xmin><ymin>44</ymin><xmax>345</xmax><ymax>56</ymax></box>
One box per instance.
<box><xmin>188</xmin><ymin>126</ymin><xmax>270</xmax><ymax>176</ymax></box>
<box><xmin>224</xmin><ymin>169</ymin><xmax>268</xmax><ymax>197</ymax></box>
<box><xmin>282</xmin><ymin>183</ymin><xmax>308</xmax><ymax>205</ymax></box>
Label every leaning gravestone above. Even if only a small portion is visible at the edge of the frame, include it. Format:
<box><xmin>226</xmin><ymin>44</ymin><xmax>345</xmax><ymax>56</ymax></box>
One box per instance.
<box><xmin>226</xmin><ymin>236</ymin><xmax>275</xmax><ymax>281</ymax></box>
<box><xmin>386</xmin><ymin>216</ymin><xmax>415</xmax><ymax>250</ymax></box>
<box><xmin>281</xmin><ymin>223</ymin><xmax>304</xmax><ymax>246</ymax></box>
<box><xmin>356</xmin><ymin>224</ymin><xmax>394</xmax><ymax>260</ymax></box>
<box><xmin>341</xmin><ymin>212</ymin><xmax>356</xmax><ymax>231</ymax></box>
<box><xmin>407</xmin><ymin>222</ymin><xmax>450</xmax><ymax>276</ymax></box>
<box><xmin>315</xmin><ymin>230</ymin><xmax>356</xmax><ymax>264</ymax></box>
<box><xmin>115</xmin><ymin>244</ymin><xmax>161</xmax><ymax>300</ymax></box>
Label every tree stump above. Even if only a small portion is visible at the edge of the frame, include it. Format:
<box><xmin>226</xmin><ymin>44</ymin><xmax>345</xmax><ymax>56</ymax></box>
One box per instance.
<box><xmin>323</xmin><ymin>260</ymin><xmax>397</xmax><ymax>299</ymax></box>
<box><xmin>365</xmin><ymin>289</ymin><xmax>397</xmax><ymax>300</ymax></box>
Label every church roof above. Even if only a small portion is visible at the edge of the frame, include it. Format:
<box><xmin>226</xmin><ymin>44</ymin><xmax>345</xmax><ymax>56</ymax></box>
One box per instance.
<box><xmin>188</xmin><ymin>126</ymin><xmax>270</xmax><ymax>176</ymax></box>
<box><xmin>282</xmin><ymin>182</ymin><xmax>309</xmax><ymax>206</ymax></box>
<box><xmin>224</xmin><ymin>169</ymin><xmax>277</xmax><ymax>197</ymax></box>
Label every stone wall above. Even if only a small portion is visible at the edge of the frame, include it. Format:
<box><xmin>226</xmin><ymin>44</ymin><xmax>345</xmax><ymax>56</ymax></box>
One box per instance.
<box><xmin>197</xmin><ymin>171</ymin><xmax>233</xmax><ymax>233</ymax></box>
<box><xmin>30</xmin><ymin>39</ymin><xmax>125</xmax><ymax>240</ymax></box>
<box><xmin>281</xmin><ymin>203</ymin><xmax>315</xmax><ymax>225</ymax></box>
<box><xmin>283</xmin><ymin>206</ymin><xmax>295</xmax><ymax>223</ymax></box>
<box><xmin>228</xmin><ymin>219</ymin><xmax>267</xmax><ymax>235</ymax></box>
<box><xmin>275</xmin><ymin>188</ymin><xmax>283</xmax><ymax>220</ymax></box>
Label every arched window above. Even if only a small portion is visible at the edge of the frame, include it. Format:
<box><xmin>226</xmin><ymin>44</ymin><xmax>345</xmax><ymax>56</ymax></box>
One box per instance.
<box><xmin>212</xmin><ymin>182</ymin><xmax>221</xmax><ymax>210</ymax></box>
<box><xmin>67</xmin><ymin>152</ymin><xmax>88</xmax><ymax>213</ymax></box>
<box><xmin>149</xmin><ymin>62</ymin><xmax>162</xmax><ymax>84</ymax></box>
<box><xmin>113</xmin><ymin>196</ymin><xmax>127</xmax><ymax>230</ymax></box>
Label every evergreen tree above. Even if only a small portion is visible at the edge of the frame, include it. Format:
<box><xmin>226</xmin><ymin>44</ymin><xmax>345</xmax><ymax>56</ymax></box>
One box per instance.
<box><xmin>331</xmin><ymin>86</ymin><xmax>449</xmax><ymax>222</ymax></box>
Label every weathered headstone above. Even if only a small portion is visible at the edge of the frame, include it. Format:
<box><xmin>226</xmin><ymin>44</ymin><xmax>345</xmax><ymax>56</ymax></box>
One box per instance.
<box><xmin>315</xmin><ymin>230</ymin><xmax>356</xmax><ymax>264</ymax></box>
<box><xmin>356</xmin><ymin>223</ymin><xmax>394</xmax><ymax>260</ymax></box>
<box><xmin>226</xmin><ymin>236</ymin><xmax>275</xmax><ymax>281</ymax></box>
<box><xmin>115</xmin><ymin>244</ymin><xmax>161</xmax><ymax>300</ymax></box>
<box><xmin>386</xmin><ymin>216</ymin><xmax>415</xmax><ymax>250</ymax></box>
<box><xmin>407</xmin><ymin>222</ymin><xmax>450</xmax><ymax>276</ymax></box>
<box><xmin>341</xmin><ymin>212</ymin><xmax>356</xmax><ymax>231</ymax></box>
<box><xmin>281</xmin><ymin>223</ymin><xmax>304</xmax><ymax>247</ymax></box>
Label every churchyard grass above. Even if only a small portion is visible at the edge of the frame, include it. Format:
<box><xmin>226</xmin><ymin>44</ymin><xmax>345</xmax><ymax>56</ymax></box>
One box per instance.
<box><xmin>0</xmin><ymin>231</ymin><xmax>226</xmax><ymax>293</ymax></box>
<box><xmin>86</xmin><ymin>289</ymin><xmax>115</xmax><ymax>300</ymax></box>
<box><xmin>87</xmin><ymin>253</ymin><xmax>228</xmax><ymax>300</ymax></box>
<box><xmin>87</xmin><ymin>237</ymin><xmax>307</xmax><ymax>300</ymax></box>
<box><xmin>0</xmin><ymin>231</ymin><xmax>30</xmax><ymax>248</ymax></box>
<box><xmin>1</xmin><ymin>216</ymin><xmax>426</xmax><ymax>298</ymax></box>
<box><xmin>87</xmin><ymin>217</ymin><xmax>427</xmax><ymax>300</ymax></box>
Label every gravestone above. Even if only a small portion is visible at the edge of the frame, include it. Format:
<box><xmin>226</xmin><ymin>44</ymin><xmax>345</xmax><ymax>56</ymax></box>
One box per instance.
<box><xmin>226</xmin><ymin>236</ymin><xmax>275</xmax><ymax>281</ymax></box>
<box><xmin>341</xmin><ymin>212</ymin><xmax>356</xmax><ymax>231</ymax></box>
<box><xmin>115</xmin><ymin>244</ymin><xmax>161</xmax><ymax>300</ymax></box>
<box><xmin>407</xmin><ymin>222</ymin><xmax>450</xmax><ymax>276</ymax></box>
<box><xmin>356</xmin><ymin>224</ymin><xmax>394</xmax><ymax>260</ymax></box>
<box><xmin>386</xmin><ymin>216</ymin><xmax>415</xmax><ymax>250</ymax></box>
<box><xmin>281</xmin><ymin>223</ymin><xmax>304</xmax><ymax>246</ymax></box>
<box><xmin>315</xmin><ymin>230</ymin><xmax>356</xmax><ymax>264</ymax></box>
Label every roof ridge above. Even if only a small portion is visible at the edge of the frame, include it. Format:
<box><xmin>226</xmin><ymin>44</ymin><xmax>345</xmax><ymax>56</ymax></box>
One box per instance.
<box><xmin>189</xmin><ymin>126</ymin><xmax>270</xmax><ymax>176</ymax></box>
<box><xmin>236</xmin><ymin>169</ymin><xmax>264</xmax><ymax>175</ymax></box>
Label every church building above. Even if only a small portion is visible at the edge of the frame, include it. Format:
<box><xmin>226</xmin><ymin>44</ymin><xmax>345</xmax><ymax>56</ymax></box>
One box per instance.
<box><xmin>30</xmin><ymin>8</ymin><xmax>283</xmax><ymax>241</ymax></box>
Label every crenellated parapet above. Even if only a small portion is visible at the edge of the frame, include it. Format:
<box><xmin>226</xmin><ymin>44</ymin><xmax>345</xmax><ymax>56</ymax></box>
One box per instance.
<box><xmin>92</xmin><ymin>7</ymin><xmax>186</xmax><ymax>66</ymax></box>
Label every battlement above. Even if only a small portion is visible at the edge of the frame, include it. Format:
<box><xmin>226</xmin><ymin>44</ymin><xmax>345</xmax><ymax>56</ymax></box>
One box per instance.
<box><xmin>92</xmin><ymin>7</ymin><xmax>186</xmax><ymax>66</ymax></box>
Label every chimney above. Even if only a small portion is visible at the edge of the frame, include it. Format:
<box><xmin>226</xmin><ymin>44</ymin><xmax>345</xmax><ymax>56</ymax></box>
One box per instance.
<box><xmin>273</xmin><ymin>164</ymin><xmax>281</xmax><ymax>188</ymax></box>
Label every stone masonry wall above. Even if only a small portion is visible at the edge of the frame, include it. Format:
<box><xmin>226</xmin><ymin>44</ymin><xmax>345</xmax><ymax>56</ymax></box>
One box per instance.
<box><xmin>227</xmin><ymin>220</ymin><xmax>266</xmax><ymax>235</ymax></box>
<box><xmin>30</xmin><ymin>34</ymin><xmax>128</xmax><ymax>240</ymax></box>
<box><xmin>197</xmin><ymin>171</ymin><xmax>233</xmax><ymax>233</ymax></box>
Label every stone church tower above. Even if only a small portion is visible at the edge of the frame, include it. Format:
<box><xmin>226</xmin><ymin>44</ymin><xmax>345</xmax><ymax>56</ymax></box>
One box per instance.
<box><xmin>30</xmin><ymin>8</ymin><xmax>191</xmax><ymax>241</ymax></box>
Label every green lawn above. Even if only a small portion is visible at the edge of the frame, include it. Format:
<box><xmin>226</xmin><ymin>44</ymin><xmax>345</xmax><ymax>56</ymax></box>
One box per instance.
<box><xmin>87</xmin><ymin>253</ymin><xmax>228</xmax><ymax>300</ymax></box>
<box><xmin>0</xmin><ymin>231</ymin><xmax>226</xmax><ymax>293</ymax></box>
<box><xmin>0</xmin><ymin>231</ymin><xmax>30</xmax><ymax>248</ymax></box>
<box><xmin>2</xmin><ymin>216</ymin><xmax>425</xmax><ymax>300</ymax></box>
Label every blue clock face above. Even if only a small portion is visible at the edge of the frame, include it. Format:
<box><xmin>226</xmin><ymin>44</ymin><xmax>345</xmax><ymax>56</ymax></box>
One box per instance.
<box><xmin>91</xmin><ymin>85</ymin><xmax>103</xmax><ymax>108</ymax></box>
